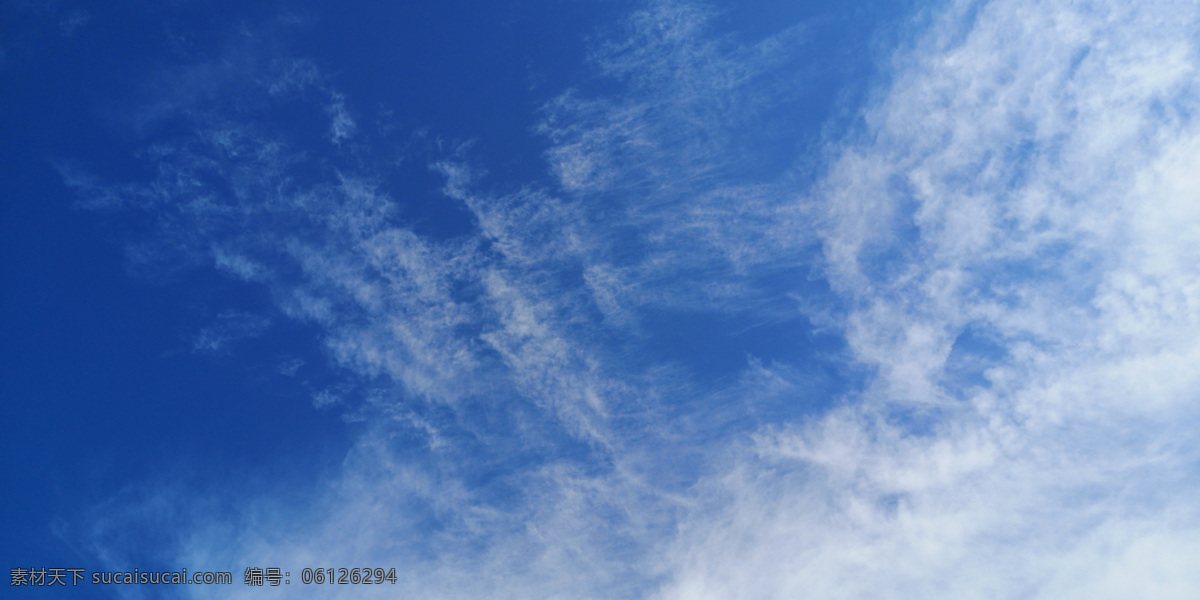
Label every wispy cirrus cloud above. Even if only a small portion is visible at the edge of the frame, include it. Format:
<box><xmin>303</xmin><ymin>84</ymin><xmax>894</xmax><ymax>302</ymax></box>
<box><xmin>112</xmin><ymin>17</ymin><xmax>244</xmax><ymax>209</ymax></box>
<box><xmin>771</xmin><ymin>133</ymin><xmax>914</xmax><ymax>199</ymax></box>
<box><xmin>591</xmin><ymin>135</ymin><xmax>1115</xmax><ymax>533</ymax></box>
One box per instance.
<box><xmin>650</xmin><ymin>0</ymin><xmax>1200</xmax><ymax>598</ymax></box>
<box><xmin>191</xmin><ymin>310</ymin><xmax>272</xmax><ymax>354</ymax></box>
<box><xmin>59</xmin><ymin>0</ymin><xmax>1200</xmax><ymax>598</ymax></box>
<box><xmin>58</xmin><ymin>8</ymin><xmax>89</xmax><ymax>37</ymax></box>
<box><xmin>58</xmin><ymin>3</ymin><xmax>831</xmax><ymax>597</ymax></box>
<box><xmin>536</xmin><ymin>0</ymin><xmax>825</xmax><ymax>319</ymax></box>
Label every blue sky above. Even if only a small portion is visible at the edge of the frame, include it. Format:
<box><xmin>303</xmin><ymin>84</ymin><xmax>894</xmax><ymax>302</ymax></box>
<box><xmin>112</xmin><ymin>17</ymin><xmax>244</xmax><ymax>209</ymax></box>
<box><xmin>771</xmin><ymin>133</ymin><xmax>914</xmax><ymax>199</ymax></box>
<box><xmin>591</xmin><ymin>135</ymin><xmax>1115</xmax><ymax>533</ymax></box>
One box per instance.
<box><xmin>3</xmin><ymin>0</ymin><xmax>1200</xmax><ymax>598</ymax></box>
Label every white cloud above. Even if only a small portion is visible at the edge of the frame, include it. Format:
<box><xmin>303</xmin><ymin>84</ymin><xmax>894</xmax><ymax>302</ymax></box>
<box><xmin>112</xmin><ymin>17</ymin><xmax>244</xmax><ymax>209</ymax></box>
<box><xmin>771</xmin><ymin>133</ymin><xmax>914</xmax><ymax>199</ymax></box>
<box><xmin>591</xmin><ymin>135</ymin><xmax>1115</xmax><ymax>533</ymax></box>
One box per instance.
<box><xmin>326</xmin><ymin>92</ymin><xmax>357</xmax><ymax>144</ymax></box>
<box><xmin>191</xmin><ymin>310</ymin><xmax>272</xmax><ymax>354</ymax></box>
<box><xmin>63</xmin><ymin>0</ymin><xmax>1200</xmax><ymax>598</ymax></box>
<box><xmin>58</xmin><ymin>8</ymin><xmax>89</xmax><ymax>37</ymax></box>
<box><xmin>650</xmin><ymin>0</ymin><xmax>1200</xmax><ymax>597</ymax></box>
<box><xmin>534</xmin><ymin>0</ymin><xmax>822</xmax><ymax>319</ymax></box>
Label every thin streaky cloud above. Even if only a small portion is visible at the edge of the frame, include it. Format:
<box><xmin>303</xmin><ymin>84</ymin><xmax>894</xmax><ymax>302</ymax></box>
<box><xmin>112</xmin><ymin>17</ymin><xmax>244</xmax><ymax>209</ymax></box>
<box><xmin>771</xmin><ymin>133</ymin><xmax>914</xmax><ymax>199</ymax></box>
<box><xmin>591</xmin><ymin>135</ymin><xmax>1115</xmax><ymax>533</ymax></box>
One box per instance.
<box><xmin>53</xmin><ymin>0</ymin><xmax>1200</xmax><ymax>598</ymax></box>
<box><xmin>652</xmin><ymin>0</ymin><xmax>1200</xmax><ymax>598</ymax></box>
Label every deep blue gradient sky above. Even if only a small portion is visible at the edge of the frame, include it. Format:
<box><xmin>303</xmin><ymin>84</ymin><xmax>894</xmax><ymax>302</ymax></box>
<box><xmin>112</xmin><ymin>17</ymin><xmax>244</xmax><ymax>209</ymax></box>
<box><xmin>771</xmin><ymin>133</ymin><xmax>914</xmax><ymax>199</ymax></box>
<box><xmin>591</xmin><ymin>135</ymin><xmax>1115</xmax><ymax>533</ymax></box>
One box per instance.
<box><xmin>4</xmin><ymin>1</ymin><xmax>1200</xmax><ymax>598</ymax></box>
